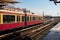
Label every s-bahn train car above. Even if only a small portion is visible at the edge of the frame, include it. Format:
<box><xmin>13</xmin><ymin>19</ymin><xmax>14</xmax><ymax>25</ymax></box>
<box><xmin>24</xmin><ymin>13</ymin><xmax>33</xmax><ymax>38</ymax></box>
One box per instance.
<box><xmin>0</xmin><ymin>8</ymin><xmax>44</xmax><ymax>31</ymax></box>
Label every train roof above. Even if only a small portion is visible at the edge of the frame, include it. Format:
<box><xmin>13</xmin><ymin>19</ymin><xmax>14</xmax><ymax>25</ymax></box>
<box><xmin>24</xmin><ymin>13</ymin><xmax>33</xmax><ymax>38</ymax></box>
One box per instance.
<box><xmin>0</xmin><ymin>8</ymin><xmax>24</xmax><ymax>14</ymax></box>
<box><xmin>0</xmin><ymin>8</ymin><xmax>43</xmax><ymax>17</ymax></box>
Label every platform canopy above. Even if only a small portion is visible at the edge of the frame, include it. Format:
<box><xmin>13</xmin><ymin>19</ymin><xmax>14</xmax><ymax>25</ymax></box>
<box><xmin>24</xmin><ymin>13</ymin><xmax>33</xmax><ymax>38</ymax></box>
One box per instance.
<box><xmin>0</xmin><ymin>0</ymin><xmax>20</xmax><ymax>9</ymax></box>
<box><xmin>0</xmin><ymin>0</ymin><xmax>20</xmax><ymax>3</ymax></box>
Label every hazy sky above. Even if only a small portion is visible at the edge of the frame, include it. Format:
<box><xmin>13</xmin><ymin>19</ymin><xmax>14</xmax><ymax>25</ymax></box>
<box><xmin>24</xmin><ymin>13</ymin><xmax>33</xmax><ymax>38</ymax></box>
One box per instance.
<box><xmin>15</xmin><ymin>0</ymin><xmax>60</xmax><ymax>16</ymax></box>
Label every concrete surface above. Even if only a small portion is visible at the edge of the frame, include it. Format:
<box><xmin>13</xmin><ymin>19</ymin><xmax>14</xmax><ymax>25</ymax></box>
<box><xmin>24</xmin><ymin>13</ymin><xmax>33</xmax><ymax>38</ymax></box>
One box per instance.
<box><xmin>43</xmin><ymin>23</ymin><xmax>60</xmax><ymax>40</ymax></box>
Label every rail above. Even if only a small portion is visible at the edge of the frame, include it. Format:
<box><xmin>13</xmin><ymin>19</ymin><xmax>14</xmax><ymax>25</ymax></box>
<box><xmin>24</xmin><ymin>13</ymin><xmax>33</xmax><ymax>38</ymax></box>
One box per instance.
<box><xmin>0</xmin><ymin>21</ymin><xmax>58</xmax><ymax>40</ymax></box>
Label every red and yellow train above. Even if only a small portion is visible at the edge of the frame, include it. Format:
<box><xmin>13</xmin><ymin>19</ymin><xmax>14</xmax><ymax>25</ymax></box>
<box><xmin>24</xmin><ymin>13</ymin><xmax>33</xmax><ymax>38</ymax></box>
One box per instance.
<box><xmin>0</xmin><ymin>8</ymin><xmax>44</xmax><ymax>31</ymax></box>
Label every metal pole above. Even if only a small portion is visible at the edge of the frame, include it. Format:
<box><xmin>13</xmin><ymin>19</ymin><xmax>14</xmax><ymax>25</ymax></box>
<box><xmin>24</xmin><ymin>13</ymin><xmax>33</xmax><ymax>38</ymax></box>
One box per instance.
<box><xmin>23</xmin><ymin>8</ymin><xmax>27</xmax><ymax>27</ymax></box>
<box><xmin>43</xmin><ymin>11</ymin><xmax>44</xmax><ymax>17</ymax></box>
<box><xmin>43</xmin><ymin>11</ymin><xmax>44</xmax><ymax>19</ymax></box>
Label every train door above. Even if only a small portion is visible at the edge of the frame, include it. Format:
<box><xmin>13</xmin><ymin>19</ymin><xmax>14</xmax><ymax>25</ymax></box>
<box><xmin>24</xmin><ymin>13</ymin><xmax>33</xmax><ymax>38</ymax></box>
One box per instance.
<box><xmin>26</xmin><ymin>16</ymin><xmax>29</xmax><ymax>22</ymax></box>
<box><xmin>21</xmin><ymin>15</ymin><xmax>25</xmax><ymax>26</ymax></box>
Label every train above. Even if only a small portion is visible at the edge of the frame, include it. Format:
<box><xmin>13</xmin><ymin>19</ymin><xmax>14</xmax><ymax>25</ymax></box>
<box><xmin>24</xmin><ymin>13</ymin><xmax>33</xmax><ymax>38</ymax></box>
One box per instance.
<box><xmin>0</xmin><ymin>8</ymin><xmax>44</xmax><ymax>31</ymax></box>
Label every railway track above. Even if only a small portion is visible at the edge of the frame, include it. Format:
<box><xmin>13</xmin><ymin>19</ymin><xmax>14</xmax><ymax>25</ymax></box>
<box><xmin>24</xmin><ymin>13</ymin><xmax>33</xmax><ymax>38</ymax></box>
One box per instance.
<box><xmin>0</xmin><ymin>21</ymin><xmax>58</xmax><ymax>40</ymax></box>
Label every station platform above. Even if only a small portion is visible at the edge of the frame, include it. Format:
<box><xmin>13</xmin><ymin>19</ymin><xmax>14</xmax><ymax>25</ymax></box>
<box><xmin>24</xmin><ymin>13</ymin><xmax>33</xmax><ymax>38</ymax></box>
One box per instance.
<box><xmin>43</xmin><ymin>23</ymin><xmax>60</xmax><ymax>40</ymax></box>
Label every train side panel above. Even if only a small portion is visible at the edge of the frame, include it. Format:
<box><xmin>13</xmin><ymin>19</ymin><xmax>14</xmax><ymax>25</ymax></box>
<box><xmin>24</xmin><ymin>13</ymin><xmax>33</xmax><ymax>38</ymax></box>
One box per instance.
<box><xmin>0</xmin><ymin>22</ymin><xmax>25</xmax><ymax>30</ymax></box>
<box><xmin>26</xmin><ymin>20</ymin><xmax>43</xmax><ymax>26</ymax></box>
<box><xmin>0</xmin><ymin>11</ymin><xmax>44</xmax><ymax>31</ymax></box>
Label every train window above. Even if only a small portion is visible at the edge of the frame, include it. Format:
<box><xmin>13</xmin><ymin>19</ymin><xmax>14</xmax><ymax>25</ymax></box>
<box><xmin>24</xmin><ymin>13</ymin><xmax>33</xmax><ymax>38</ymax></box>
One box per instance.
<box><xmin>38</xmin><ymin>17</ymin><xmax>39</xmax><ymax>20</ymax></box>
<box><xmin>0</xmin><ymin>15</ymin><xmax>1</xmax><ymax>23</ymax></box>
<box><xmin>27</xmin><ymin>16</ymin><xmax>29</xmax><ymax>21</ymax></box>
<box><xmin>33</xmin><ymin>17</ymin><xmax>35</xmax><ymax>20</ymax></box>
<box><xmin>39</xmin><ymin>17</ymin><xmax>41</xmax><ymax>20</ymax></box>
<box><xmin>36</xmin><ymin>17</ymin><xmax>38</xmax><ymax>20</ymax></box>
<box><xmin>37</xmin><ymin>17</ymin><xmax>39</xmax><ymax>20</ymax></box>
<box><xmin>17</xmin><ymin>16</ymin><xmax>20</xmax><ymax>22</ymax></box>
<box><xmin>36</xmin><ymin>17</ymin><xmax>37</xmax><ymax>20</ymax></box>
<box><xmin>22</xmin><ymin>16</ymin><xmax>25</xmax><ymax>22</ymax></box>
<box><xmin>41</xmin><ymin>17</ymin><xmax>43</xmax><ymax>20</ymax></box>
<box><xmin>3</xmin><ymin>15</ymin><xmax>15</xmax><ymax>23</ymax></box>
<box><xmin>35</xmin><ymin>17</ymin><xmax>36</xmax><ymax>20</ymax></box>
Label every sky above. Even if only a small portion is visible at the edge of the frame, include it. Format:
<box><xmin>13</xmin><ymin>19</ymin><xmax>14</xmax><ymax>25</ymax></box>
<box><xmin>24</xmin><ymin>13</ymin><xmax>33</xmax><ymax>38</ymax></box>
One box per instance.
<box><xmin>15</xmin><ymin>0</ymin><xmax>60</xmax><ymax>16</ymax></box>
